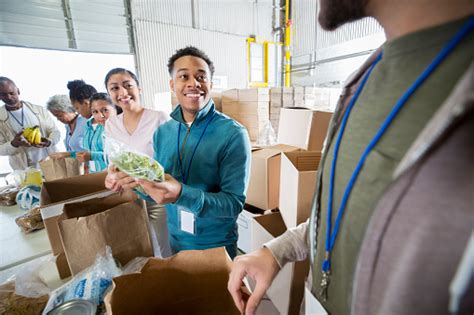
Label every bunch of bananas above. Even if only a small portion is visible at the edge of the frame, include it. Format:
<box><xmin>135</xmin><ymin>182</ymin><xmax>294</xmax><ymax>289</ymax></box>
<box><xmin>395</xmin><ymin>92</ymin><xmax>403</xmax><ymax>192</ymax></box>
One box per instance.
<box><xmin>23</xmin><ymin>126</ymin><xmax>42</xmax><ymax>145</ymax></box>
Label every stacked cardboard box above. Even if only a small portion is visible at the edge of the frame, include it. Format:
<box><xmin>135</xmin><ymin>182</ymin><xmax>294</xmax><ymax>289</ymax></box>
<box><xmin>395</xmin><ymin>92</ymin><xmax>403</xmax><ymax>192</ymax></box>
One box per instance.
<box><xmin>303</xmin><ymin>87</ymin><xmax>342</xmax><ymax>111</ymax></box>
<box><xmin>222</xmin><ymin>88</ymin><xmax>270</xmax><ymax>142</ymax></box>
<box><xmin>269</xmin><ymin>87</ymin><xmax>308</xmax><ymax>135</ymax></box>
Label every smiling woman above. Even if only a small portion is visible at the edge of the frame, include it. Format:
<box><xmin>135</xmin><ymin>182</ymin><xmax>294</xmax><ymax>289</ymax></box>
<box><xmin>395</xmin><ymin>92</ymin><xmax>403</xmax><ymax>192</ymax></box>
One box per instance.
<box><xmin>0</xmin><ymin>46</ymin><xmax>135</xmax><ymax>174</ymax></box>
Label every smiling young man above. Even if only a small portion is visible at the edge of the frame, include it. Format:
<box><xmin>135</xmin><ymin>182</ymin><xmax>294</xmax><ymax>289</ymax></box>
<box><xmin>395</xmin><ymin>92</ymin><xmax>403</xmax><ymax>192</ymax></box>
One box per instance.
<box><xmin>0</xmin><ymin>76</ymin><xmax>60</xmax><ymax>170</ymax></box>
<box><xmin>113</xmin><ymin>46</ymin><xmax>251</xmax><ymax>258</ymax></box>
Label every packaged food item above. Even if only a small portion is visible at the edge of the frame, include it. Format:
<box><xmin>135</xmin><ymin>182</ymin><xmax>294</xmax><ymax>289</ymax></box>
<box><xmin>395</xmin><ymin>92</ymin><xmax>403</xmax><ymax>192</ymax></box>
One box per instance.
<box><xmin>0</xmin><ymin>185</ymin><xmax>19</xmax><ymax>206</ymax></box>
<box><xmin>47</xmin><ymin>299</ymin><xmax>96</xmax><ymax>315</ymax></box>
<box><xmin>15</xmin><ymin>207</ymin><xmax>44</xmax><ymax>233</ymax></box>
<box><xmin>42</xmin><ymin>247</ymin><xmax>121</xmax><ymax>314</ymax></box>
<box><xmin>15</xmin><ymin>185</ymin><xmax>41</xmax><ymax>211</ymax></box>
<box><xmin>0</xmin><ymin>281</ymin><xmax>48</xmax><ymax>315</ymax></box>
<box><xmin>104</xmin><ymin>137</ymin><xmax>165</xmax><ymax>193</ymax></box>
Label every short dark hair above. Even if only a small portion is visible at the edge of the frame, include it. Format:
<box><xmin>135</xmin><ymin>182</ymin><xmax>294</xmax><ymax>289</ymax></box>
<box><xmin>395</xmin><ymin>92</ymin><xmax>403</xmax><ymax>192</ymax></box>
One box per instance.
<box><xmin>104</xmin><ymin>68</ymin><xmax>140</xmax><ymax>89</ymax></box>
<box><xmin>67</xmin><ymin>80</ymin><xmax>97</xmax><ymax>102</ymax></box>
<box><xmin>90</xmin><ymin>92</ymin><xmax>122</xmax><ymax>114</ymax></box>
<box><xmin>0</xmin><ymin>76</ymin><xmax>16</xmax><ymax>87</ymax></box>
<box><xmin>167</xmin><ymin>46</ymin><xmax>215</xmax><ymax>78</ymax></box>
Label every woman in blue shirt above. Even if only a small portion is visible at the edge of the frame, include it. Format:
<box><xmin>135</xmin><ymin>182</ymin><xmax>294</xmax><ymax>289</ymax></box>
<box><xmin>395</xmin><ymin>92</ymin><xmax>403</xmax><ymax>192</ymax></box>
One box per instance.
<box><xmin>46</xmin><ymin>94</ymin><xmax>86</xmax><ymax>152</ymax></box>
<box><xmin>76</xmin><ymin>93</ymin><xmax>117</xmax><ymax>172</ymax></box>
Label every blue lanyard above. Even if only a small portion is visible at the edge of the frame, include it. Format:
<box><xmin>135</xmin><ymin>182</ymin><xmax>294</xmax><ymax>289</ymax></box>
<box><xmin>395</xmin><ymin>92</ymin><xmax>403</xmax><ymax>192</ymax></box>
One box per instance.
<box><xmin>177</xmin><ymin>113</ymin><xmax>214</xmax><ymax>184</ymax></box>
<box><xmin>8</xmin><ymin>106</ymin><xmax>24</xmax><ymax>128</ymax></box>
<box><xmin>322</xmin><ymin>17</ymin><xmax>474</xmax><ymax>275</ymax></box>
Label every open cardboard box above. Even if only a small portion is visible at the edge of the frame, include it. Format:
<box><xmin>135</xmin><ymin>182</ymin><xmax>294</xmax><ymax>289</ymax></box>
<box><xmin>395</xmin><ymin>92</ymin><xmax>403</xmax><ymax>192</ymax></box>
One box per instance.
<box><xmin>279</xmin><ymin>151</ymin><xmax>321</xmax><ymax>228</ymax></box>
<box><xmin>246</xmin><ymin>144</ymin><xmax>300</xmax><ymax>210</ymax></box>
<box><xmin>251</xmin><ymin>212</ymin><xmax>309</xmax><ymax>315</ymax></box>
<box><xmin>278</xmin><ymin>107</ymin><xmax>333</xmax><ymax>151</ymax></box>
<box><xmin>58</xmin><ymin>195</ymin><xmax>152</xmax><ymax>276</ymax></box>
<box><xmin>104</xmin><ymin>247</ymin><xmax>241</xmax><ymax>315</ymax></box>
<box><xmin>40</xmin><ymin>172</ymin><xmax>111</xmax><ymax>256</ymax></box>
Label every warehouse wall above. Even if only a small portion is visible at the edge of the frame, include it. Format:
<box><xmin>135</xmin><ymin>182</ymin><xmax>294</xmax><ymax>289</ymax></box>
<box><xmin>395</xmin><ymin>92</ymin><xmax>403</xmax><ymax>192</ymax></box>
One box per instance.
<box><xmin>130</xmin><ymin>0</ymin><xmax>274</xmax><ymax>109</ymax></box>
<box><xmin>291</xmin><ymin>0</ymin><xmax>385</xmax><ymax>87</ymax></box>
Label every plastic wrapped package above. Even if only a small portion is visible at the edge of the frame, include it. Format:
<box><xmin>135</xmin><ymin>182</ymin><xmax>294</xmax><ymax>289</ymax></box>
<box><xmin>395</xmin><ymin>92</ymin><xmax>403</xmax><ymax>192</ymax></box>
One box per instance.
<box><xmin>42</xmin><ymin>246</ymin><xmax>121</xmax><ymax>314</ymax></box>
<box><xmin>0</xmin><ymin>185</ymin><xmax>19</xmax><ymax>206</ymax></box>
<box><xmin>256</xmin><ymin>120</ymin><xmax>277</xmax><ymax>147</ymax></box>
<box><xmin>15</xmin><ymin>207</ymin><xmax>44</xmax><ymax>233</ymax></box>
<box><xmin>104</xmin><ymin>137</ymin><xmax>165</xmax><ymax>193</ymax></box>
<box><xmin>0</xmin><ymin>281</ymin><xmax>48</xmax><ymax>315</ymax></box>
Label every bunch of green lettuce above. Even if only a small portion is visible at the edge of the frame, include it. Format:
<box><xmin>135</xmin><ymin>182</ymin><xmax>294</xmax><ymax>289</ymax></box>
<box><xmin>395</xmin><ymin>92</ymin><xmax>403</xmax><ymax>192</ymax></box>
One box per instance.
<box><xmin>111</xmin><ymin>151</ymin><xmax>164</xmax><ymax>183</ymax></box>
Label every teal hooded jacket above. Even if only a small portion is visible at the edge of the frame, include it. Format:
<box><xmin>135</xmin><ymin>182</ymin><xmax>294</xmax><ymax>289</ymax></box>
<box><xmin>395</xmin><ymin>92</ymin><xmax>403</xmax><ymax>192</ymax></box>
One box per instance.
<box><xmin>152</xmin><ymin>100</ymin><xmax>251</xmax><ymax>256</ymax></box>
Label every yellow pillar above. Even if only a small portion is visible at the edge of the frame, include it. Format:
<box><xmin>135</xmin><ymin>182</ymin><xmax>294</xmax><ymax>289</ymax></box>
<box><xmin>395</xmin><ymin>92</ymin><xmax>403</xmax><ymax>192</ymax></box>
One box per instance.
<box><xmin>284</xmin><ymin>0</ymin><xmax>291</xmax><ymax>87</ymax></box>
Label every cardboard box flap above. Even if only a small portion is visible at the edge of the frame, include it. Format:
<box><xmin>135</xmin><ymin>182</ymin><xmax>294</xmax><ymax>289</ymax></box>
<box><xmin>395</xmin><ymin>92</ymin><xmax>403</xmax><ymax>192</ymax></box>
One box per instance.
<box><xmin>58</xmin><ymin>201</ymin><xmax>152</xmax><ymax>275</ymax></box>
<box><xmin>254</xmin><ymin>212</ymin><xmax>287</xmax><ymax>238</ymax></box>
<box><xmin>284</xmin><ymin>151</ymin><xmax>322</xmax><ymax>172</ymax></box>
<box><xmin>40</xmin><ymin>172</ymin><xmax>107</xmax><ymax>206</ymax></box>
<box><xmin>278</xmin><ymin>108</ymin><xmax>333</xmax><ymax>151</ymax></box>
<box><xmin>251</xmin><ymin>144</ymin><xmax>299</xmax><ymax>157</ymax></box>
<box><xmin>61</xmin><ymin>191</ymin><xmax>137</xmax><ymax>219</ymax></box>
<box><xmin>105</xmin><ymin>247</ymin><xmax>240</xmax><ymax>315</ymax></box>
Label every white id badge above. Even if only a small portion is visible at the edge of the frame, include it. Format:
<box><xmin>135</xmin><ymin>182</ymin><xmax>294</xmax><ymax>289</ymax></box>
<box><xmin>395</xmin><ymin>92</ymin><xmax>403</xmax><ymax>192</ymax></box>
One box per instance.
<box><xmin>305</xmin><ymin>281</ymin><xmax>328</xmax><ymax>315</ymax></box>
<box><xmin>180</xmin><ymin>208</ymin><xmax>195</xmax><ymax>235</ymax></box>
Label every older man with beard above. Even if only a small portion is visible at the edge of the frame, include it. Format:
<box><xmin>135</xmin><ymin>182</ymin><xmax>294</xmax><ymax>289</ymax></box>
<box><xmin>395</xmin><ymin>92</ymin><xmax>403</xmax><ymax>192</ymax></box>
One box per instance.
<box><xmin>228</xmin><ymin>1</ymin><xmax>474</xmax><ymax>315</ymax></box>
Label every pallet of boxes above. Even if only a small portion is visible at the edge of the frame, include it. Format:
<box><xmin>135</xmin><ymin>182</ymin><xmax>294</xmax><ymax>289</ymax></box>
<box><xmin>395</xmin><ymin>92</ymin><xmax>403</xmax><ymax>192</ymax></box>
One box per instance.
<box><xmin>231</xmin><ymin>87</ymin><xmax>334</xmax><ymax>315</ymax></box>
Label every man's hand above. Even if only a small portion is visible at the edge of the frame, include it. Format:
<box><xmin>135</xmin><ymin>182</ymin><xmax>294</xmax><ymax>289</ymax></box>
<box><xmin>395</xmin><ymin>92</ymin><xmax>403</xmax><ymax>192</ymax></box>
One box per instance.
<box><xmin>33</xmin><ymin>137</ymin><xmax>52</xmax><ymax>148</ymax></box>
<box><xmin>105</xmin><ymin>164</ymin><xmax>138</xmax><ymax>192</ymax></box>
<box><xmin>136</xmin><ymin>174</ymin><xmax>182</xmax><ymax>204</ymax></box>
<box><xmin>76</xmin><ymin>151</ymin><xmax>91</xmax><ymax>163</ymax></box>
<box><xmin>228</xmin><ymin>248</ymin><xmax>280</xmax><ymax>315</ymax></box>
<box><xmin>10</xmin><ymin>131</ymin><xmax>31</xmax><ymax>148</ymax></box>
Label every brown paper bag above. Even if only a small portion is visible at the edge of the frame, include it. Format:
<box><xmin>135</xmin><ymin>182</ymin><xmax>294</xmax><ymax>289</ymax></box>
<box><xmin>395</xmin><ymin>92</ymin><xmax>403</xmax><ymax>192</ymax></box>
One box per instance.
<box><xmin>40</xmin><ymin>157</ymin><xmax>82</xmax><ymax>182</ymax></box>
<box><xmin>58</xmin><ymin>197</ymin><xmax>152</xmax><ymax>275</ymax></box>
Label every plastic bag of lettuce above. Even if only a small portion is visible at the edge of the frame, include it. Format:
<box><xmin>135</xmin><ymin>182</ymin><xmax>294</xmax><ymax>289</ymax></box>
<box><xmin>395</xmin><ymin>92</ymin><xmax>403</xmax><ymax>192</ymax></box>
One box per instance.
<box><xmin>104</xmin><ymin>137</ymin><xmax>164</xmax><ymax>193</ymax></box>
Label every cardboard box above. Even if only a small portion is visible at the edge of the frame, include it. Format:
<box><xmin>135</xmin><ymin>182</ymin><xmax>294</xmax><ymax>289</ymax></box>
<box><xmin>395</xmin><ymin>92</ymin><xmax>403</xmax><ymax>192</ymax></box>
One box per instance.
<box><xmin>40</xmin><ymin>172</ymin><xmax>111</xmax><ymax>256</ymax></box>
<box><xmin>246</xmin><ymin>144</ymin><xmax>299</xmax><ymax>210</ymax></box>
<box><xmin>279</xmin><ymin>151</ymin><xmax>321</xmax><ymax>228</ymax></box>
<box><xmin>58</xmin><ymin>195</ymin><xmax>152</xmax><ymax>276</ymax></box>
<box><xmin>237</xmin><ymin>208</ymin><xmax>265</xmax><ymax>253</ymax></box>
<box><xmin>251</xmin><ymin>212</ymin><xmax>309</xmax><ymax>315</ymax></box>
<box><xmin>222</xmin><ymin>88</ymin><xmax>239</xmax><ymax>103</ymax></box>
<box><xmin>222</xmin><ymin>100</ymin><xmax>270</xmax><ymax>141</ymax></box>
<box><xmin>238</xmin><ymin>88</ymin><xmax>270</xmax><ymax>102</ymax></box>
<box><xmin>55</xmin><ymin>252</ymin><xmax>71</xmax><ymax>279</ymax></box>
<box><xmin>278</xmin><ymin>107</ymin><xmax>333</xmax><ymax>151</ymax></box>
<box><xmin>104</xmin><ymin>247</ymin><xmax>241</xmax><ymax>315</ymax></box>
<box><xmin>222</xmin><ymin>101</ymin><xmax>269</xmax><ymax>117</ymax></box>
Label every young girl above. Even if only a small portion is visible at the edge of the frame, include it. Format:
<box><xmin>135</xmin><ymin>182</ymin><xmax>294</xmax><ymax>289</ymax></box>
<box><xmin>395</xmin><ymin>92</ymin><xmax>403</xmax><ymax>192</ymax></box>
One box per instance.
<box><xmin>75</xmin><ymin>93</ymin><xmax>117</xmax><ymax>172</ymax></box>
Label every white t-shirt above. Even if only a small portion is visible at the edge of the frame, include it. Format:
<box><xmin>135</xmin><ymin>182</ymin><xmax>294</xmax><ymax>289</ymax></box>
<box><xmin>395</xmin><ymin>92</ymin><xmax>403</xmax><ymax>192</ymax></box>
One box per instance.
<box><xmin>104</xmin><ymin>108</ymin><xmax>169</xmax><ymax>158</ymax></box>
<box><xmin>8</xmin><ymin>106</ymin><xmax>50</xmax><ymax>167</ymax></box>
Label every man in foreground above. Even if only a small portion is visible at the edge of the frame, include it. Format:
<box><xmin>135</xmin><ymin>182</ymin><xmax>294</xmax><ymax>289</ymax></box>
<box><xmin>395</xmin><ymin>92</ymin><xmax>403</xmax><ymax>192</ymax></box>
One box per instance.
<box><xmin>228</xmin><ymin>1</ymin><xmax>473</xmax><ymax>314</ymax></box>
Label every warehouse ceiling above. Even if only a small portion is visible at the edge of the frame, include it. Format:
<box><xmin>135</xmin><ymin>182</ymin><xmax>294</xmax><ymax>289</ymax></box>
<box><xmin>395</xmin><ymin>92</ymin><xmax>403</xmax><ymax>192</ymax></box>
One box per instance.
<box><xmin>0</xmin><ymin>0</ymin><xmax>133</xmax><ymax>54</ymax></box>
